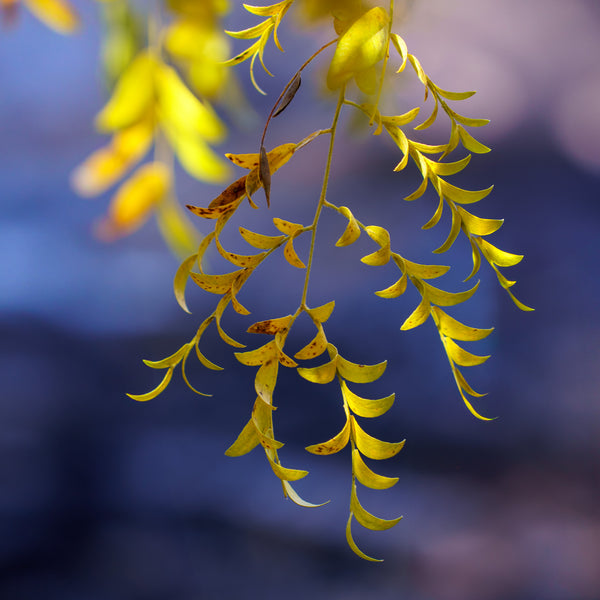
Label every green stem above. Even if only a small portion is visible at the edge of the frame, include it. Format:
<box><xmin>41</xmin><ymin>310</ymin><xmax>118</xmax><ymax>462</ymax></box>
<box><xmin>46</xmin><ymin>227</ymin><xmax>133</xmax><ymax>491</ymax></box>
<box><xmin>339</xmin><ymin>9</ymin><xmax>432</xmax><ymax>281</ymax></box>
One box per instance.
<box><xmin>300</xmin><ymin>85</ymin><xmax>346</xmax><ymax>308</ymax></box>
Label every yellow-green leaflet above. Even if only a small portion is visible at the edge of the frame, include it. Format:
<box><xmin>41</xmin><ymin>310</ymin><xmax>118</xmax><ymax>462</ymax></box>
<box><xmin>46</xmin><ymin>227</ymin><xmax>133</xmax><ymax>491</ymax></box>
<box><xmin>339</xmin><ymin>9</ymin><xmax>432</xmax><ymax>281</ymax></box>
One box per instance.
<box><xmin>267</xmin><ymin>455</ymin><xmax>308</xmax><ymax>481</ymax></box>
<box><xmin>400</xmin><ymin>295</ymin><xmax>431</xmax><ymax>330</ymax></box>
<box><xmin>456</xmin><ymin>206</ymin><xmax>503</xmax><ymax>236</ymax></box>
<box><xmin>346</xmin><ymin>515</ymin><xmax>382</xmax><ymax>562</ymax></box>
<box><xmin>351</xmin><ymin>417</ymin><xmax>405</xmax><ymax>460</ymax></box>
<box><xmin>361</xmin><ymin>225</ymin><xmax>391</xmax><ymax>266</ymax></box>
<box><xmin>255</xmin><ymin>357</ymin><xmax>279</xmax><ymax>405</ymax></box>
<box><xmin>476</xmin><ymin>237</ymin><xmax>524</xmax><ymax>267</ymax></box>
<box><xmin>225</xmin><ymin>418</ymin><xmax>261</xmax><ymax>457</ymax></box>
<box><xmin>350</xmin><ymin>484</ymin><xmax>402</xmax><ymax>531</ymax></box>
<box><xmin>190</xmin><ymin>269</ymin><xmax>243</xmax><ymax>295</ymax></box>
<box><xmin>401</xmin><ymin>257</ymin><xmax>450</xmax><ymax>279</ymax></box>
<box><xmin>143</xmin><ymin>344</ymin><xmax>188</xmax><ymax>369</ymax></box>
<box><xmin>294</xmin><ymin>324</ymin><xmax>328</xmax><ymax>360</ymax></box>
<box><xmin>420</xmin><ymin>280</ymin><xmax>480</xmax><ymax>306</ymax></box>
<box><xmin>337</xmin><ymin>355</ymin><xmax>387</xmax><ymax>384</ymax></box>
<box><xmin>432</xmin><ymin>307</ymin><xmax>493</xmax><ymax>341</ymax></box>
<box><xmin>283</xmin><ymin>236</ymin><xmax>306</xmax><ymax>269</ymax></box>
<box><xmin>375</xmin><ymin>273</ymin><xmax>407</xmax><ymax>299</ymax></box>
<box><xmin>282</xmin><ymin>481</ymin><xmax>328</xmax><ymax>508</ymax></box>
<box><xmin>433</xmin><ymin>205</ymin><xmax>461</xmax><ymax>254</ymax></box>
<box><xmin>297</xmin><ymin>357</ymin><xmax>337</xmax><ymax>384</ymax></box>
<box><xmin>273</xmin><ymin>217</ymin><xmax>303</xmax><ymax>235</ymax></box>
<box><xmin>305</xmin><ymin>301</ymin><xmax>336</xmax><ymax>323</ymax></box>
<box><xmin>458</xmin><ymin>125</ymin><xmax>491</xmax><ymax>153</ymax></box>
<box><xmin>352</xmin><ymin>450</ymin><xmax>398</xmax><ymax>490</ymax></box>
<box><xmin>305</xmin><ymin>418</ymin><xmax>351</xmax><ymax>455</ymax></box>
<box><xmin>127</xmin><ymin>368</ymin><xmax>173</xmax><ymax>402</ymax></box>
<box><xmin>341</xmin><ymin>380</ymin><xmax>394</xmax><ymax>418</ymax></box>
<box><xmin>235</xmin><ymin>341</ymin><xmax>277</xmax><ymax>366</ymax></box>
<box><xmin>335</xmin><ymin>206</ymin><xmax>361</xmax><ymax>246</ymax></box>
<box><xmin>439</xmin><ymin>180</ymin><xmax>494</xmax><ymax>205</ymax></box>
<box><xmin>442</xmin><ymin>337</ymin><xmax>490</xmax><ymax>367</ymax></box>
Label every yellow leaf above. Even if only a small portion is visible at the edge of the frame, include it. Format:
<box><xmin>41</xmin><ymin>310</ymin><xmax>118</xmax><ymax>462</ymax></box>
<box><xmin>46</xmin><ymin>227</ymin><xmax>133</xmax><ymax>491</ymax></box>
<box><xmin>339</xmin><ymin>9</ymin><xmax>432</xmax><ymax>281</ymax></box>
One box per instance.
<box><xmin>294</xmin><ymin>323</ymin><xmax>328</xmax><ymax>360</ymax></box>
<box><xmin>346</xmin><ymin>514</ymin><xmax>382</xmax><ymax>562</ymax></box>
<box><xmin>465</xmin><ymin>237</ymin><xmax>482</xmax><ymax>282</ymax></box>
<box><xmin>297</xmin><ymin>357</ymin><xmax>337</xmax><ymax>384</ymax></box>
<box><xmin>390</xmin><ymin>32</ymin><xmax>408</xmax><ymax>72</ymax></box>
<box><xmin>127</xmin><ymin>367</ymin><xmax>173</xmax><ymax>402</ymax></box>
<box><xmin>404</xmin><ymin>176</ymin><xmax>428</xmax><ymax>201</ymax></box>
<box><xmin>267</xmin><ymin>455</ymin><xmax>308</xmax><ymax>481</ymax></box>
<box><xmin>454</xmin><ymin>367</ymin><xmax>487</xmax><ymax>398</ymax></box>
<box><xmin>426</xmin><ymin>155</ymin><xmax>472</xmax><ymax>177</ymax></box>
<box><xmin>283</xmin><ymin>236</ymin><xmax>306</xmax><ymax>269</ymax></box>
<box><xmin>456</xmin><ymin>206</ymin><xmax>503</xmax><ymax>236</ymax></box>
<box><xmin>235</xmin><ymin>340</ymin><xmax>277</xmax><ymax>366</ymax></box>
<box><xmin>408</xmin><ymin>53</ymin><xmax>427</xmax><ymax>86</ymax></box>
<box><xmin>415</xmin><ymin>95</ymin><xmax>439</xmax><ymax>130</ymax></box>
<box><xmin>225</xmin><ymin>418</ymin><xmax>261</xmax><ymax>456</ymax></box>
<box><xmin>420</xmin><ymin>280</ymin><xmax>480</xmax><ymax>307</ymax></box>
<box><xmin>327</xmin><ymin>7</ymin><xmax>389</xmax><ymax>90</ymax></box>
<box><xmin>173</xmin><ymin>253</ymin><xmax>198</xmax><ymax>314</ymax></box>
<box><xmin>350</xmin><ymin>484</ymin><xmax>402</xmax><ymax>530</ymax></box>
<box><xmin>432</xmin><ymin>307</ymin><xmax>493</xmax><ymax>341</ymax></box>
<box><xmin>439</xmin><ymin>179</ymin><xmax>494</xmax><ymax>205</ymax></box>
<box><xmin>433</xmin><ymin>204</ymin><xmax>462</xmax><ymax>254</ymax></box>
<box><xmin>239</xmin><ymin>227</ymin><xmax>285</xmax><ymax>249</ymax></box>
<box><xmin>476</xmin><ymin>238</ymin><xmax>523</xmax><ymax>267</ymax></box>
<box><xmin>400</xmin><ymin>295</ymin><xmax>431</xmax><ymax>330</ymax></box>
<box><xmin>247</xmin><ymin>315</ymin><xmax>293</xmax><ymax>335</ymax></box>
<box><xmin>255</xmin><ymin>357</ymin><xmax>279</xmax><ymax>405</ymax></box>
<box><xmin>305</xmin><ymin>418</ymin><xmax>351</xmax><ymax>455</ymax></box>
<box><xmin>215</xmin><ymin>294</ymin><xmax>246</xmax><ymax>348</ymax></box>
<box><xmin>97</xmin><ymin>162</ymin><xmax>170</xmax><ymax>240</ymax></box>
<box><xmin>26</xmin><ymin>0</ymin><xmax>79</xmax><ymax>33</ymax></box>
<box><xmin>273</xmin><ymin>217</ymin><xmax>303</xmax><ymax>235</ymax></box>
<box><xmin>351</xmin><ymin>417</ymin><xmax>405</xmax><ymax>460</ymax></box>
<box><xmin>335</xmin><ymin>206</ymin><xmax>361</xmax><ymax>247</ymax></box>
<box><xmin>449</xmin><ymin>110</ymin><xmax>489</xmax><ymax>127</ymax></box>
<box><xmin>142</xmin><ymin>344</ymin><xmax>189</xmax><ymax>369</ymax></box>
<box><xmin>443</xmin><ymin>337</ymin><xmax>490</xmax><ymax>367</ymax></box>
<box><xmin>95</xmin><ymin>52</ymin><xmax>155</xmax><ymax>132</ymax></box>
<box><xmin>361</xmin><ymin>225</ymin><xmax>391</xmax><ymax>266</ymax></box>
<box><xmin>189</xmin><ymin>269</ymin><xmax>242</xmax><ymax>295</ymax></box>
<box><xmin>243</xmin><ymin>1</ymin><xmax>290</xmax><ymax>17</ymax></box>
<box><xmin>305</xmin><ymin>301</ymin><xmax>335</xmax><ymax>323</ymax></box>
<box><xmin>400</xmin><ymin>257</ymin><xmax>450</xmax><ymax>279</ymax></box>
<box><xmin>282</xmin><ymin>480</ymin><xmax>328</xmax><ymax>508</ymax></box>
<box><xmin>422</xmin><ymin>196</ymin><xmax>444</xmax><ymax>230</ymax></box>
<box><xmin>342</xmin><ymin>380</ymin><xmax>394</xmax><ymax>418</ymax></box>
<box><xmin>337</xmin><ymin>355</ymin><xmax>387</xmax><ymax>384</ymax></box>
<box><xmin>458</xmin><ymin>125</ymin><xmax>491</xmax><ymax>153</ymax></box>
<box><xmin>375</xmin><ymin>273</ymin><xmax>407</xmax><ymax>299</ymax></box>
<box><xmin>352</xmin><ymin>449</ymin><xmax>398</xmax><ymax>490</ymax></box>
<box><xmin>430</xmin><ymin>83</ymin><xmax>476</xmax><ymax>101</ymax></box>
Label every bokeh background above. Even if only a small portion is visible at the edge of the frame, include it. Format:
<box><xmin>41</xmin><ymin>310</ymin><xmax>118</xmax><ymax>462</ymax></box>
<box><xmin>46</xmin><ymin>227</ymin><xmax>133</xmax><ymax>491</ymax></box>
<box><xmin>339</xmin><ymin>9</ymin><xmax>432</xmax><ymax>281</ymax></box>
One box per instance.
<box><xmin>1</xmin><ymin>1</ymin><xmax>600</xmax><ymax>598</ymax></box>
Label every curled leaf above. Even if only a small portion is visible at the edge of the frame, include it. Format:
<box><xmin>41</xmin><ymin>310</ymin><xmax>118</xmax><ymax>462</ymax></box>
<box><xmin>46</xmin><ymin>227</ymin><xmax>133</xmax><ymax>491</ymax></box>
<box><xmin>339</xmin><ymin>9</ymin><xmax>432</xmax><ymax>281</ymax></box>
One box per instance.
<box><xmin>127</xmin><ymin>368</ymin><xmax>173</xmax><ymax>402</ymax></box>
<box><xmin>273</xmin><ymin>72</ymin><xmax>301</xmax><ymax>117</ymax></box>
<box><xmin>305</xmin><ymin>418</ymin><xmax>351</xmax><ymax>455</ymax></box>
<box><xmin>346</xmin><ymin>514</ymin><xmax>382</xmax><ymax>562</ymax></box>
<box><xmin>351</xmin><ymin>417</ymin><xmax>405</xmax><ymax>460</ymax></box>
<box><xmin>337</xmin><ymin>355</ymin><xmax>387</xmax><ymax>384</ymax></box>
<box><xmin>352</xmin><ymin>449</ymin><xmax>398</xmax><ymax>490</ymax></box>
<box><xmin>225</xmin><ymin>418</ymin><xmax>261</xmax><ymax>457</ymax></box>
<box><xmin>350</xmin><ymin>484</ymin><xmax>402</xmax><ymax>530</ymax></box>
<box><xmin>432</xmin><ymin>307</ymin><xmax>493</xmax><ymax>341</ymax></box>
<box><xmin>341</xmin><ymin>380</ymin><xmax>394</xmax><ymax>418</ymax></box>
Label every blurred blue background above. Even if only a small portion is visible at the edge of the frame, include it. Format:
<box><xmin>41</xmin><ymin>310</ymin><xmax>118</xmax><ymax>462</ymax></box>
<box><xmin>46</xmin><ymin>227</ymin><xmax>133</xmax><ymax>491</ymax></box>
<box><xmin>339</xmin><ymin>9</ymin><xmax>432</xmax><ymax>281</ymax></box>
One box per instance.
<box><xmin>1</xmin><ymin>1</ymin><xmax>600</xmax><ymax>599</ymax></box>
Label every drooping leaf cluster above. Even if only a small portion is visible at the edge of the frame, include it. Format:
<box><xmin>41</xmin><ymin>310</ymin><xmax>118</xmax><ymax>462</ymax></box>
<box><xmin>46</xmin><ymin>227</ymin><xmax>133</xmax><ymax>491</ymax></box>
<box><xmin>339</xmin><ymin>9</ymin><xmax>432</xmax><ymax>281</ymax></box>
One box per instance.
<box><xmin>8</xmin><ymin>0</ymin><xmax>532</xmax><ymax>560</ymax></box>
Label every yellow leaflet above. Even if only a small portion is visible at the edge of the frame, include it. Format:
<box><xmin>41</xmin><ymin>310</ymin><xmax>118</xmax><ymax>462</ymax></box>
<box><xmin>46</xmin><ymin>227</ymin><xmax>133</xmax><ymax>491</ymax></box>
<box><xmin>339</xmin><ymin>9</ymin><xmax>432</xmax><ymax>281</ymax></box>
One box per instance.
<box><xmin>127</xmin><ymin>368</ymin><xmax>173</xmax><ymax>402</ymax></box>
<box><xmin>294</xmin><ymin>323</ymin><xmax>328</xmax><ymax>360</ymax></box>
<box><xmin>243</xmin><ymin>1</ymin><xmax>290</xmax><ymax>18</ymax></box>
<box><xmin>195</xmin><ymin>346</ymin><xmax>224</xmax><ymax>371</ymax></box>
<box><xmin>181</xmin><ymin>348</ymin><xmax>212</xmax><ymax>397</ymax></box>
<box><xmin>346</xmin><ymin>514</ymin><xmax>382</xmax><ymax>562</ymax></box>
<box><xmin>341</xmin><ymin>380</ymin><xmax>394</xmax><ymax>418</ymax></box>
<box><xmin>476</xmin><ymin>237</ymin><xmax>523</xmax><ymax>267</ymax></box>
<box><xmin>187</xmin><ymin>200</ymin><xmax>241</xmax><ymax>221</ymax></box>
<box><xmin>98</xmin><ymin>162</ymin><xmax>170</xmax><ymax>239</ymax></box>
<box><xmin>297</xmin><ymin>357</ymin><xmax>337</xmax><ymax>384</ymax></box>
<box><xmin>335</xmin><ymin>206</ymin><xmax>361</xmax><ymax>247</ymax></box>
<box><xmin>375</xmin><ymin>273</ymin><xmax>407</xmax><ymax>299</ymax></box>
<box><xmin>458</xmin><ymin>125</ymin><xmax>491</xmax><ymax>154</ymax></box>
<box><xmin>404</xmin><ymin>176</ymin><xmax>428</xmax><ymax>201</ymax></box>
<box><xmin>239</xmin><ymin>227</ymin><xmax>285</xmax><ymax>250</ymax></box>
<box><xmin>215</xmin><ymin>294</ymin><xmax>246</xmax><ymax>348</ymax></box>
<box><xmin>505</xmin><ymin>288</ymin><xmax>535</xmax><ymax>312</ymax></box>
<box><xmin>350</xmin><ymin>484</ymin><xmax>402</xmax><ymax>531</ymax></box>
<box><xmin>251</xmin><ymin>397</ymin><xmax>281</xmax><ymax>449</ymax></box>
<box><xmin>433</xmin><ymin>204</ymin><xmax>461</xmax><ymax>254</ymax></box>
<box><xmin>401</xmin><ymin>257</ymin><xmax>450</xmax><ymax>280</ymax></box>
<box><xmin>465</xmin><ymin>237</ymin><xmax>482</xmax><ymax>281</ymax></box>
<box><xmin>305</xmin><ymin>418</ymin><xmax>351</xmax><ymax>455</ymax></box>
<box><xmin>162</xmin><ymin>123</ymin><xmax>231</xmax><ymax>184</ymax></box>
<box><xmin>226</xmin><ymin>152</ymin><xmax>260</xmax><ymax>170</ymax></box>
<box><xmin>284</xmin><ymin>237</ymin><xmax>306</xmax><ymax>269</ymax></box>
<box><xmin>235</xmin><ymin>340</ymin><xmax>277</xmax><ymax>366</ymax></box>
<box><xmin>327</xmin><ymin>7</ymin><xmax>389</xmax><ymax>90</ymax></box>
<box><xmin>173</xmin><ymin>253</ymin><xmax>198</xmax><ymax>314</ymax></box>
<box><xmin>273</xmin><ymin>217</ymin><xmax>303</xmax><ymax>235</ymax></box>
<box><xmin>441</xmin><ymin>121</ymin><xmax>461</xmax><ymax>159</ymax></box>
<box><xmin>351</xmin><ymin>417</ymin><xmax>405</xmax><ymax>460</ymax></box>
<box><xmin>383</xmin><ymin>107</ymin><xmax>421</xmax><ymax>127</ymax></box>
<box><xmin>95</xmin><ymin>52</ymin><xmax>155</xmax><ymax>132</ymax></box>
<box><xmin>71</xmin><ymin>120</ymin><xmax>153</xmax><ymax>197</ymax></box>
<box><xmin>352</xmin><ymin>449</ymin><xmax>398</xmax><ymax>490</ymax></box>
<box><xmin>196</xmin><ymin>231</ymin><xmax>215</xmax><ymax>274</ymax></box>
<box><xmin>430</xmin><ymin>83</ymin><xmax>476</xmax><ymax>101</ymax></box>
<box><xmin>274</xmin><ymin>335</ymin><xmax>297</xmax><ymax>367</ymax></box>
<box><xmin>400</xmin><ymin>295</ymin><xmax>431</xmax><ymax>330</ymax></box>
<box><xmin>455</xmin><ymin>367</ymin><xmax>487</xmax><ymax>398</ymax></box>
<box><xmin>452</xmin><ymin>367</ymin><xmax>494</xmax><ymax>421</ymax></box>
<box><xmin>385</xmin><ymin>126</ymin><xmax>409</xmax><ymax>172</ymax></box>
<box><xmin>456</xmin><ymin>206</ymin><xmax>503</xmax><ymax>236</ymax></box>
<box><xmin>305</xmin><ymin>301</ymin><xmax>335</xmax><ymax>323</ymax></box>
<box><xmin>410</xmin><ymin>140</ymin><xmax>448</xmax><ymax>155</ymax></box>
<box><xmin>420</xmin><ymin>279</ymin><xmax>480</xmax><ymax>307</ymax></box>
<box><xmin>282</xmin><ymin>480</ymin><xmax>328</xmax><ymax>508</ymax></box>
<box><xmin>255</xmin><ymin>358</ymin><xmax>279</xmax><ymax>405</ymax></box>
<box><xmin>390</xmin><ymin>33</ymin><xmax>408</xmax><ymax>72</ymax></box>
<box><xmin>415</xmin><ymin>95</ymin><xmax>439</xmax><ymax>131</ymax></box>
<box><xmin>361</xmin><ymin>225</ymin><xmax>391</xmax><ymax>266</ymax></box>
<box><xmin>190</xmin><ymin>269</ymin><xmax>242</xmax><ymax>295</ymax></box>
<box><xmin>443</xmin><ymin>337</ymin><xmax>490</xmax><ymax>367</ymax></box>
<box><xmin>267</xmin><ymin>455</ymin><xmax>308</xmax><ymax>481</ymax></box>
<box><xmin>26</xmin><ymin>0</ymin><xmax>79</xmax><ymax>33</ymax></box>
<box><xmin>236</xmin><ymin>142</ymin><xmax>297</xmax><ymax>176</ymax></box>
<box><xmin>337</xmin><ymin>355</ymin><xmax>387</xmax><ymax>384</ymax></box>
<box><xmin>432</xmin><ymin>307</ymin><xmax>493</xmax><ymax>341</ymax></box>
<box><xmin>422</xmin><ymin>196</ymin><xmax>444</xmax><ymax>230</ymax></box>
<box><xmin>408</xmin><ymin>54</ymin><xmax>428</xmax><ymax>86</ymax></box>
<box><xmin>216</xmin><ymin>245</ymin><xmax>265</xmax><ymax>269</ymax></box>
<box><xmin>439</xmin><ymin>179</ymin><xmax>494</xmax><ymax>205</ymax></box>
<box><xmin>222</xmin><ymin>37</ymin><xmax>262</xmax><ymax>66</ymax></box>
<box><xmin>426</xmin><ymin>155</ymin><xmax>471</xmax><ymax>177</ymax></box>
<box><xmin>224</xmin><ymin>418</ymin><xmax>261</xmax><ymax>457</ymax></box>
<box><xmin>448</xmin><ymin>109</ymin><xmax>490</xmax><ymax>127</ymax></box>
<box><xmin>247</xmin><ymin>315</ymin><xmax>293</xmax><ymax>335</ymax></box>
<box><xmin>231</xmin><ymin>274</ymin><xmax>252</xmax><ymax>316</ymax></box>
<box><xmin>225</xmin><ymin>20</ymin><xmax>271</xmax><ymax>39</ymax></box>
<box><xmin>142</xmin><ymin>344</ymin><xmax>188</xmax><ymax>369</ymax></box>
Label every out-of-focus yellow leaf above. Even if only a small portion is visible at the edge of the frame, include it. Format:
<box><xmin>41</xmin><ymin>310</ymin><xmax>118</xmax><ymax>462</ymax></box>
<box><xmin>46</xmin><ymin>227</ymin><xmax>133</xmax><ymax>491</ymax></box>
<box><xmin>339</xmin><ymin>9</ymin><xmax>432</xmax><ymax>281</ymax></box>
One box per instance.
<box><xmin>225</xmin><ymin>417</ymin><xmax>261</xmax><ymax>456</ymax></box>
<box><xmin>342</xmin><ymin>380</ymin><xmax>394</xmax><ymax>418</ymax></box>
<box><xmin>346</xmin><ymin>514</ymin><xmax>382</xmax><ymax>562</ymax></box>
<box><xmin>97</xmin><ymin>161</ymin><xmax>170</xmax><ymax>240</ymax></box>
<box><xmin>432</xmin><ymin>307</ymin><xmax>493</xmax><ymax>341</ymax></box>
<box><xmin>305</xmin><ymin>418</ymin><xmax>351</xmax><ymax>455</ymax></box>
<box><xmin>327</xmin><ymin>7</ymin><xmax>389</xmax><ymax>90</ymax></box>
<box><xmin>443</xmin><ymin>337</ymin><xmax>490</xmax><ymax>367</ymax></box>
<box><xmin>420</xmin><ymin>280</ymin><xmax>480</xmax><ymax>307</ymax></box>
<box><xmin>127</xmin><ymin>368</ymin><xmax>173</xmax><ymax>402</ymax></box>
<box><xmin>156</xmin><ymin>197</ymin><xmax>201</xmax><ymax>258</ymax></box>
<box><xmin>26</xmin><ymin>0</ymin><xmax>79</xmax><ymax>33</ymax></box>
<box><xmin>335</xmin><ymin>206</ymin><xmax>361</xmax><ymax>246</ymax></box>
<box><xmin>95</xmin><ymin>52</ymin><xmax>155</xmax><ymax>132</ymax></box>
<box><xmin>456</xmin><ymin>206</ymin><xmax>503</xmax><ymax>236</ymax></box>
<box><xmin>337</xmin><ymin>355</ymin><xmax>387</xmax><ymax>384</ymax></box>
<box><xmin>350</xmin><ymin>484</ymin><xmax>402</xmax><ymax>530</ymax></box>
<box><xmin>352</xmin><ymin>449</ymin><xmax>398</xmax><ymax>490</ymax></box>
<box><xmin>351</xmin><ymin>417</ymin><xmax>405</xmax><ymax>460</ymax></box>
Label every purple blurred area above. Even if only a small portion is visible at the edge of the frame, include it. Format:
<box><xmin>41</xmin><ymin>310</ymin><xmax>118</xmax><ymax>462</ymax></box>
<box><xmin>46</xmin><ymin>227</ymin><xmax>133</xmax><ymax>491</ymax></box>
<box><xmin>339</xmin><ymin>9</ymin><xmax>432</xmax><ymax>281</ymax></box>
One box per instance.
<box><xmin>1</xmin><ymin>1</ymin><xmax>600</xmax><ymax>598</ymax></box>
